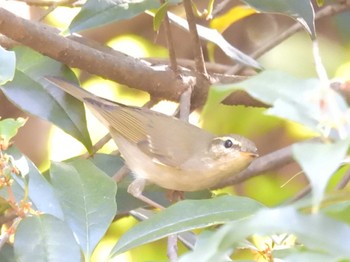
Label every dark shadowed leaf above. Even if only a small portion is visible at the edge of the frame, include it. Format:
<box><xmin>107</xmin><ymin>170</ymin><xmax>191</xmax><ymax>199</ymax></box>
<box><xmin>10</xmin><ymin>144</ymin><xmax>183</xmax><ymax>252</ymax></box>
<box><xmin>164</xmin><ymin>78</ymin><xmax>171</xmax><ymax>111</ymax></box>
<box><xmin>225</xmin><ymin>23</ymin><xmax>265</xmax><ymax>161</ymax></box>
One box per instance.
<box><xmin>0</xmin><ymin>244</ymin><xmax>15</xmax><ymax>262</ymax></box>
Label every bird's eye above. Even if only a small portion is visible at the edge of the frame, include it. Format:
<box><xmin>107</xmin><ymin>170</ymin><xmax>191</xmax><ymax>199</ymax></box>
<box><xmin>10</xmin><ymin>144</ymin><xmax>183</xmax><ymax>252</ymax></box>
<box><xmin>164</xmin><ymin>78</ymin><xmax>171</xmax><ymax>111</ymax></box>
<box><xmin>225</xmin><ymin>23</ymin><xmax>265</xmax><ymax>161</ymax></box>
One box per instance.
<box><xmin>224</xmin><ymin>139</ymin><xmax>233</xmax><ymax>148</ymax></box>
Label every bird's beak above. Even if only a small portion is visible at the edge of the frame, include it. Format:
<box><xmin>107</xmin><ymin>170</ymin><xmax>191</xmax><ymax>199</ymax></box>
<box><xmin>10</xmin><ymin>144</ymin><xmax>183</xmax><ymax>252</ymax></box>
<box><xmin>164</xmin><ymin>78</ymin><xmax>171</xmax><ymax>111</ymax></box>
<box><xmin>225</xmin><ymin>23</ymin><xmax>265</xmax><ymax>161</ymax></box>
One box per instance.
<box><xmin>241</xmin><ymin>151</ymin><xmax>259</xmax><ymax>158</ymax></box>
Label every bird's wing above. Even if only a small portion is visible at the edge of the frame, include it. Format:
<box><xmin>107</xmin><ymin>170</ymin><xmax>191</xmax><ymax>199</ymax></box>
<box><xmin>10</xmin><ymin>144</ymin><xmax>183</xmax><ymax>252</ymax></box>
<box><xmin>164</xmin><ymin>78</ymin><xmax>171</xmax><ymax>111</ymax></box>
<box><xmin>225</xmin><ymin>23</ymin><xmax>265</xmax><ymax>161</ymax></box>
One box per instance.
<box><xmin>45</xmin><ymin>76</ymin><xmax>214</xmax><ymax>168</ymax></box>
<box><xmin>85</xmin><ymin>99</ymin><xmax>214</xmax><ymax>168</ymax></box>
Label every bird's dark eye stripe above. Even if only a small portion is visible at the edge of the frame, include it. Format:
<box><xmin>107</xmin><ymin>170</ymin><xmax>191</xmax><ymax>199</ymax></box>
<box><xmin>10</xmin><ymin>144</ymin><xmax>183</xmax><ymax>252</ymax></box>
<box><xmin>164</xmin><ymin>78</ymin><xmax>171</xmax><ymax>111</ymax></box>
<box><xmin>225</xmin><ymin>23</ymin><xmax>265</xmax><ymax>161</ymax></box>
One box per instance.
<box><xmin>224</xmin><ymin>139</ymin><xmax>233</xmax><ymax>148</ymax></box>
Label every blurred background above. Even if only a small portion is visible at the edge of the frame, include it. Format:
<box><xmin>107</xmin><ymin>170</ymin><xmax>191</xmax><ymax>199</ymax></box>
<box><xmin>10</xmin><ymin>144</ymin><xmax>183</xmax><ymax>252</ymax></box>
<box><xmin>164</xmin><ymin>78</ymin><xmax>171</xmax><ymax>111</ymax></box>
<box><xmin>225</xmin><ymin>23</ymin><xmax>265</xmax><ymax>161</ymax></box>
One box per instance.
<box><xmin>1</xmin><ymin>0</ymin><xmax>350</xmax><ymax>260</ymax></box>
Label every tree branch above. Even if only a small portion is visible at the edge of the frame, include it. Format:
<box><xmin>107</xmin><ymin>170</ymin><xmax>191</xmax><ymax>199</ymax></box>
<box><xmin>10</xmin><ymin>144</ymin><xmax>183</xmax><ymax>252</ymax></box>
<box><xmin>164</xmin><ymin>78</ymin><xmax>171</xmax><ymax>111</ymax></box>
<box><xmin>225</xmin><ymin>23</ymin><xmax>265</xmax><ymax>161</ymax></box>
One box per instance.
<box><xmin>230</xmin><ymin>1</ymin><xmax>350</xmax><ymax>74</ymax></box>
<box><xmin>159</xmin><ymin>0</ymin><xmax>179</xmax><ymax>74</ymax></box>
<box><xmin>183</xmin><ymin>0</ymin><xmax>207</xmax><ymax>76</ymax></box>
<box><xmin>213</xmin><ymin>143</ymin><xmax>295</xmax><ymax>188</ymax></box>
<box><xmin>0</xmin><ymin>8</ymin><xmax>195</xmax><ymax>103</ymax></box>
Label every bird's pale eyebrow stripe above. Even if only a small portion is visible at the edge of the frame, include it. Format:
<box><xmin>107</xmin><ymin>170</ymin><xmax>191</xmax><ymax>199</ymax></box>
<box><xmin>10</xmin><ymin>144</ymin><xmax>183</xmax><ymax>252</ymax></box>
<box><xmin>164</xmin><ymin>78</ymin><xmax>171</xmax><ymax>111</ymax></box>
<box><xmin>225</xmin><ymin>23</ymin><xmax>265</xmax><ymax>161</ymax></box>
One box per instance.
<box><xmin>216</xmin><ymin>136</ymin><xmax>242</xmax><ymax>146</ymax></box>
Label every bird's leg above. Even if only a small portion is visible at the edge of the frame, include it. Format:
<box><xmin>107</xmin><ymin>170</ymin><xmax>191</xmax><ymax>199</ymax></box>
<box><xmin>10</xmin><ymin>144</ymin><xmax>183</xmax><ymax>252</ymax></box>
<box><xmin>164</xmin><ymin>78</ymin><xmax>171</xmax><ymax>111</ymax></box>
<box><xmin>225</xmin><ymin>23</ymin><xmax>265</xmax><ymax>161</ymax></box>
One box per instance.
<box><xmin>128</xmin><ymin>178</ymin><xmax>164</xmax><ymax>209</ymax></box>
<box><xmin>167</xmin><ymin>190</ymin><xmax>185</xmax><ymax>202</ymax></box>
<box><xmin>112</xmin><ymin>165</ymin><xmax>129</xmax><ymax>182</ymax></box>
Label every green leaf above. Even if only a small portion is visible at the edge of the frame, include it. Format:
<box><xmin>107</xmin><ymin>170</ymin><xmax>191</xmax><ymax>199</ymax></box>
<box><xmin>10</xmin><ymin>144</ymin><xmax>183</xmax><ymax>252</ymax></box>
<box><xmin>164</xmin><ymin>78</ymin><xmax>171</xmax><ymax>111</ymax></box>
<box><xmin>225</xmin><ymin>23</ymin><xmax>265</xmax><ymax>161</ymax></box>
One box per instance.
<box><xmin>0</xmin><ymin>118</ymin><xmax>26</xmax><ymax>148</ymax></box>
<box><xmin>324</xmin><ymin>200</ymin><xmax>350</xmax><ymax>225</ymax></box>
<box><xmin>14</xmin><ymin>215</ymin><xmax>81</xmax><ymax>262</ymax></box>
<box><xmin>153</xmin><ymin>2</ymin><xmax>168</xmax><ymax>31</ymax></box>
<box><xmin>293</xmin><ymin>139</ymin><xmax>350</xmax><ymax>210</ymax></box>
<box><xmin>70</xmin><ymin>0</ymin><xmax>181</xmax><ymax>33</ymax></box>
<box><xmin>0</xmin><ymin>244</ymin><xmax>15</xmax><ymax>262</ymax></box>
<box><xmin>2</xmin><ymin>147</ymin><xmax>64</xmax><ymax>219</ymax></box>
<box><xmin>316</xmin><ymin>0</ymin><xmax>324</xmax><ymax>7</ymax></box>
<box><xmin>167</xmin><ymin>12</ymin><xmax>261</xmax><ymax>69</ymax></box>
<box><xmin>110</xmin><ymin>195</ymin><xmax>263</xmax><ymax>257</ymax></box>
<box><xmin>0</xmin><ymin>46</ymin><xmax>15</xmax><ymax>84</ymax></box>
<box><xmin>242</xmin><ymin>0</ymin><xmax>315</xmax><ymax>38</ymax></box>
<box><xmin>1</xmin><ymin>47</ymin><xmax>92</xmax><ymax>152</ymax></box>
<box><xmin>179</xmin><ymin>207</ymin><xmax>350</xmax><ymax>261</ymax></box>
<box><xmin>210</xmin><ymin>70</ymin><xmax>349</xmax><ymax>136</ymax></box>
<box><xmin>282</xmin><ymin>252</ymin><xmax>336</xmax><ymax>262</ymax></box>
<box><xmin>50</xmin><ymin>160</ymin><xmax>117</xmax><ymax>260</ymax></box>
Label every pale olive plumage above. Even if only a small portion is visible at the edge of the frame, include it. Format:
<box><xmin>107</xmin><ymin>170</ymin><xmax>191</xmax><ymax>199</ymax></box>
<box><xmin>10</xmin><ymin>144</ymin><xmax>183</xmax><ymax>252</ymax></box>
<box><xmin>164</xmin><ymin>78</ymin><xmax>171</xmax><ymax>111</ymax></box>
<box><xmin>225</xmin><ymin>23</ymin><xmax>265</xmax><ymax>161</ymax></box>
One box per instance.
<box><xmin>47</xmin><ymin>77</ymin><xmax>258</xmax><ymax>192</ymax></box>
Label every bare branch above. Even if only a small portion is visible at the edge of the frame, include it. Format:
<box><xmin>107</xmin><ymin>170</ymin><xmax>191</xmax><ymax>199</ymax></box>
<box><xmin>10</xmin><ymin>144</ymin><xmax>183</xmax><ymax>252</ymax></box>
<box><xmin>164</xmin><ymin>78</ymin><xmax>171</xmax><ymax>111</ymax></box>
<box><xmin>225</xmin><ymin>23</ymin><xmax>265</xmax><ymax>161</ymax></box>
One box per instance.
<box><xmin>183</xmin><ymin>0</ymin><xmax>207</xmax><ymax>76</ymax></box>
<box><xmin>230</xmin><ymin>1</ymin><xmax>350</xmax><ymax>74</ymax></box>
<box><xmin>213</xmin><ymin>143</ymin><xmax>294</xmax><ymax>189</ymax></box>
<box><xmin>0</xmin><ymin>8</ymin><xmax>194</xmax><ymax>103</ymax></box>
<box><xmin>159</xmin><ymin>0</ymin><xmax>179</xmax><ymax>74</ymax></box>
<box><xmin>335</xmin><ymin>168</ymin><xmax>350</xmax><ymax>190</ymax></box>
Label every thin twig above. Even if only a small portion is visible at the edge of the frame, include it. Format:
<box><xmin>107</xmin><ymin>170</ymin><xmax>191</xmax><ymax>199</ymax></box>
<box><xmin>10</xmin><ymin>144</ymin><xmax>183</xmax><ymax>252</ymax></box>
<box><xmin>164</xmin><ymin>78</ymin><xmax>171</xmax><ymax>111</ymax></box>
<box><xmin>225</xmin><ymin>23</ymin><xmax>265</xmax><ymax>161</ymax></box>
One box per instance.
<box><xmin>285</xmin><ymin>185</ymin><xmax>311</xmax><ymax>204</ymax></box>
<box><xmin>0</xmin><ymin>211</ymin><xmax>17</xmax><ymax>226</ymax></box>
<box><xmin>82</xmin><ymin>133</ymin><xmax>112</xmax><ymax>159</ymax></box>
<box><xmin>112</xmin><ymin>165</ymin><xmax>129</xmax><ymax>183</ymax></box>
<box><xmin>335</xmin><ymin>168</ymin><xmax>350</xmax><ymax>190</ymax></box>
<box><xmin>213</xmin><ymin>143</ymin><xmax>294</xmax><ymax>188</ymax></box>
<box><xmin>167</xmin><ymin>234</ymin><xmax>178</xmax><ymax>261</ymax></box>
<box><xmin>159</xmin><ymin>0</ymin><xmax>179</xmax><ymax>74</ymax></box>
<box><xmin>130</xmin><ymin>208</ymin><xmax>197</xmax><ymax>249</ymax></box>
<box><xmin>179</xmin><ymin>87</ymin><xmax>192</xmax><ymax>121</ymax></box>
<box><xmin>230</xmin><ymin>1</ymin><xmax>350</xmax><ymax>74</ymax></box>
<box><xmin>183</xmin><ymin>0</ymin><xmax>208</xmax><ymax>76</ymax></box>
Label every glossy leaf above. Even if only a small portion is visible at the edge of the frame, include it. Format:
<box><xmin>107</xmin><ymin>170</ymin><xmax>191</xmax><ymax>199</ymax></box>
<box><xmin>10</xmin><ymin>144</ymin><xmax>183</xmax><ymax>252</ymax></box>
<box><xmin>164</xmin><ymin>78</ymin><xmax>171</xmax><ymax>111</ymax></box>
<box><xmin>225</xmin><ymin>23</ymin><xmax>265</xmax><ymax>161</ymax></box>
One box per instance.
<box><xmin>0</xmin><ymin>118</ymin><xmax>26</xmax><ymax>149</ymax></box>
<box><xmin>14</xmin><ymin>215</ymin><xmax>81</xmax><ymax>262</ymax></box>
<box><xmin>1</xmin><ymin>47</ymin><xmax>92</xmax><ymax>152</ymax></box>
<box><xmin>110</xmin><ymin>195</ymin><xmax>263</xmax><ymax>257</ymax></box>
<box><xmin>153</xmin><ymin>2</ymin><xmax>168</xmax><ymax>31</ymax></box>
<box><xmin>167</xmin><ymin>12</ymin><xmax>261</xmax><ymax>69</ymax></box>
<box><xmin>293</xmin><ymin>139</ymin><xmax>350</xmax><ymax>210</ymax></box>
<box><xmin>0</xmin><ymin>46</ymin><xmax>15</xmax><ymax>84</ymax></box>
<box><xmin>210</xmin><ymin>70</ymin><xmax>349</xmax><ymax>136</ymax></box>
<box><xmin>179</xmin><ymin>207</ymin><xmax>350</xmax><ymax>261</ymax></box>
<box><xmin>70</xmin><ymin>0</ymin><xmax>181</xmax><ymax>32</ymax></box>
<box><xmin>242</xmin><ymin>0</ymin><xmax>315</xmax><ymax>38</ymax></box>
<box><xmin>50</xmin><ymin>160</ymin><xmax>117</xmax><ymax>260</ymax></box>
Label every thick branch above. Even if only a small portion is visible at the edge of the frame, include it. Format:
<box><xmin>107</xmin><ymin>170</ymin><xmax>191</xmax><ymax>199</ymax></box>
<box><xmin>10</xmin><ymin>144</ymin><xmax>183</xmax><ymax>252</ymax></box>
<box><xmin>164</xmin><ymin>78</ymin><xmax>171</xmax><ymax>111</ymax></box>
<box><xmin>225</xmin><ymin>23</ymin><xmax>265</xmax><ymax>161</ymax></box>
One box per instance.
<box><xmin>0</xmin><ymin>8</ymin><xmax>193</xmax><ymax>102</ymax></box>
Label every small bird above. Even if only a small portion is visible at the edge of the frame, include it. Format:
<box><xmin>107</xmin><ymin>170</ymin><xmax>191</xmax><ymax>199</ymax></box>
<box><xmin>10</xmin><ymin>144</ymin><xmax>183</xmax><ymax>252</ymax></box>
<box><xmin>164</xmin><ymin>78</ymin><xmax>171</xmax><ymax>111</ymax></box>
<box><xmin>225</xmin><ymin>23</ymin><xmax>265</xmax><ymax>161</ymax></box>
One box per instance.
<box><xmin>46</xmin><ymin>77</ymin><xmax>258</xmax><ymax>206</ymax></box>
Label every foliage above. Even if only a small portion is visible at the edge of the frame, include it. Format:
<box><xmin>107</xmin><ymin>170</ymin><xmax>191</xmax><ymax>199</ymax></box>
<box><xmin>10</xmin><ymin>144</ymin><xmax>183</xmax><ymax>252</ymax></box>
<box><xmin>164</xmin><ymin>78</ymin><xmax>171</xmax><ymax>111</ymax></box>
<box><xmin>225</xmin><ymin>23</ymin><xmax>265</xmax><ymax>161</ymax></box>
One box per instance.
<box><xmin>0</xmin><ymin>0</ymin><xmax>350</xmax><ymax>261</ymax></box>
